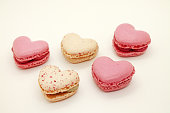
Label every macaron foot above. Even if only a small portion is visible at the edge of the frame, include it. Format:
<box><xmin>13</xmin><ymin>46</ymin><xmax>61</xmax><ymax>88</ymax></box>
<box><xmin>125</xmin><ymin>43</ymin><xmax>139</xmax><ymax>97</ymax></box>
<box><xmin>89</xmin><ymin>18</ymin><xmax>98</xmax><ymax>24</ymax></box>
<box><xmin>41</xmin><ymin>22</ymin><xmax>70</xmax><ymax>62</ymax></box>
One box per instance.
<box><xmin>62</xmin><ymin>47</ymin><xmax>98</xmax><ymax>64</ymax></box>
<box><xmin>43</xmin><ymin>87</ymin><xmax>78</xmax><ymax>102</ymax></box>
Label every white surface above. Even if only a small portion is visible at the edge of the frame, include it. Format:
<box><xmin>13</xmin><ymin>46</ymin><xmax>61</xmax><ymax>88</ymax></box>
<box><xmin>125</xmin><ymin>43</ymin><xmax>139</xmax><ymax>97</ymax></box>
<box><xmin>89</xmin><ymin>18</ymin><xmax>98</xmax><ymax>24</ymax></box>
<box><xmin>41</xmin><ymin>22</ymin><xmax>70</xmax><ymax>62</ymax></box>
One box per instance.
<box><xmin>0</xmin><ymin>0</ymin><xmax>170</xmax><ymax>113</ymax></box>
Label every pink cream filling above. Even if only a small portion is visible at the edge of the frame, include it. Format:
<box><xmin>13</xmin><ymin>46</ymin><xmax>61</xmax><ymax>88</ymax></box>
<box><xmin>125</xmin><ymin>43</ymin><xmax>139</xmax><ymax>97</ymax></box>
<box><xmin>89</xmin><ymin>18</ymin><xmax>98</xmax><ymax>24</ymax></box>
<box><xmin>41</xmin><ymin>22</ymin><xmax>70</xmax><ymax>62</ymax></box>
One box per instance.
<box><xmin>14</xmin><ymin>51</ymin><xmax>49</xmax><ymax>64</ymax></box>
<box><xmin>114</xmin><ymin>42</ymin><xmax>148</xmax><ymax>52</ymax></box>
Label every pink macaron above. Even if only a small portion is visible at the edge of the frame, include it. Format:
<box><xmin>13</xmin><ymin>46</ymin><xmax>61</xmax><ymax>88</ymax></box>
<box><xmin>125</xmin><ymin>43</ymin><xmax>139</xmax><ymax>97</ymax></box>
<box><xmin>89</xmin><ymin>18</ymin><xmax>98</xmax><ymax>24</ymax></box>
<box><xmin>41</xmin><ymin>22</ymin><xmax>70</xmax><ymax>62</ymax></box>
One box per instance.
<box><xmin>12</xmin><ymin>36</ymin><xmax>50</xmax><ymax>69</ymax></box>
<box><xmin>113</xmin><ymin>23</ymin><xmax>151</xmax><ymax>57</ymax></box>
<box><xmin>92</xmin><ymin>56</ymin><xmax>135</xmax><ymax>92</ymax></box>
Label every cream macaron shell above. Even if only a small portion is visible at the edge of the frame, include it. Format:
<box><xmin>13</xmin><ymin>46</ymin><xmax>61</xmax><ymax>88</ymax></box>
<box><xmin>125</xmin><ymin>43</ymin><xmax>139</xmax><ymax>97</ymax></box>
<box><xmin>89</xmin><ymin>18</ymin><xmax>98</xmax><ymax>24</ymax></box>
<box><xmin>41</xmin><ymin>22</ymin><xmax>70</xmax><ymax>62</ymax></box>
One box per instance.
<box><xmin>38</xmin><ymin>65</ymin><xmax>80</xmax><ymax>94</ymax></box>
<box><xmin>61</xmin><ymin>33</ymin><xmax>98</xmax><ymax>55</ymax></box>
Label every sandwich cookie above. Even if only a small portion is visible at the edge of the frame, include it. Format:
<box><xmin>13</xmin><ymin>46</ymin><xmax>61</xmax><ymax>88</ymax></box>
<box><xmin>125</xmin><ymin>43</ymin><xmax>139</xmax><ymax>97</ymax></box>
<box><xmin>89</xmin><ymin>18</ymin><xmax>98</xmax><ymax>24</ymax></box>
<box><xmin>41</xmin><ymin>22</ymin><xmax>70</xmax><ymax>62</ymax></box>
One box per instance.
<box><xmin>92</xmin><ymin>56</ymin><xmax>135</xmax><ymax>92</ymax></box>
<box><xmin>113</xmin><ymin>23</ymin><xmax>151</xmax><ymax>57</ymax></box>
<box><xmin>38</xmin><ymin>65</ymin><xmax>80</xmax><ymax>102</ymax></box>
<box><xmin>12</xmin><ymin>36</ymin><xmax>50</xmax><ymax>69</ymax></box>
<box><xmin>61</xmin><ymin>33</ymin><xmax>98</xmax><ymax>63</ymax></box>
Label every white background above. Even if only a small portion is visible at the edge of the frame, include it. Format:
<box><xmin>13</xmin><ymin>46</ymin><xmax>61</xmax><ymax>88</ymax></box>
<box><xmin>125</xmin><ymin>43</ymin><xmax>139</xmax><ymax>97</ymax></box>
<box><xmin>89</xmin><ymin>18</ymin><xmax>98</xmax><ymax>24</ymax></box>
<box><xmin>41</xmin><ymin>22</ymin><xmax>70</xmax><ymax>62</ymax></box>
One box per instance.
<box><xmin>0</xmin><ymin>0</ymin><xmax>170</xmax><ymax>113</ymax></box>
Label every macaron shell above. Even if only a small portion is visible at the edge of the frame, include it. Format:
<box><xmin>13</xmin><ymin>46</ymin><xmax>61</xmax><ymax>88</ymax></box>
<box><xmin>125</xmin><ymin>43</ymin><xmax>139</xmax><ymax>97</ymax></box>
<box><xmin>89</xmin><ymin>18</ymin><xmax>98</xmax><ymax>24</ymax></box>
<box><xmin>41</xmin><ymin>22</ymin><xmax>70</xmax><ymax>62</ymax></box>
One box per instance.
<box><xmin>92</xmin><ymin>56</ymin><xmax>134</xmax><ymax>83</ymax></box>
<box><xmin>12</xmin><ymin>36</ymin><xmax>49</xmax><ymax>58</ymax></box>
<box><xmin>38</xmin><ymin>65</ymin><xmax>79</xmax><ymax>94</ymax></box>
<box><xmin>61</xmin><ymin>33</ymin><xmax>98</xmax><ymax>54</ymax></box>
<box><xmin>114</xmin><ymin>23</ymin><xmax>151</xmax><ymax>46</ymax></box>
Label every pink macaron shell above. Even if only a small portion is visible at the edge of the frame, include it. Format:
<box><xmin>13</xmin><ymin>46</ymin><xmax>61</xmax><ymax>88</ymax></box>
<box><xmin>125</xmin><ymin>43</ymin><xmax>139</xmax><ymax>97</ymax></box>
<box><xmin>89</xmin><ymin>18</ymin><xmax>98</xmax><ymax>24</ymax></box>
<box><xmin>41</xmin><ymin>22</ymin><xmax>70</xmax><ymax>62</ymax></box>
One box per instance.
<box><xmin>92</xmin><ymin>56</ymin><xmax>135</xmax><ymax>91</ymax></box>
<box><xmin>92</xmin><ymin>70</ymin><xmax>134</xmax><ymax>91</ymax></box>
<box><xmin>12</xmin><ymin>36</ymin><xmax>49</xmax><ymax>59</ymax></box>
<box><xmin>14</xmin><ymin>52</ymin><xmax>50</xmax><ymax>69</ymax></box>
<box><xmin>92</xmin><ymin>56</ymin><xmax>133</xmax><ymax>82</ymax></box>
<box><xmin>114</xmin><ymin>23</ymin><xmax>151</xmax><ymax>46</ymax></box>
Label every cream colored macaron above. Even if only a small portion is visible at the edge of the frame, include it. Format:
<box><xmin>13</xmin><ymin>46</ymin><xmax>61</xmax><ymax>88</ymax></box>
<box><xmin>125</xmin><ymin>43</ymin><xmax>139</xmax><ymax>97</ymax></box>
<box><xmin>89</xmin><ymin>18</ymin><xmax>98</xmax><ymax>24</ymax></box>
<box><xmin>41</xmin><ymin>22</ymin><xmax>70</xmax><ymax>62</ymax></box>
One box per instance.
<box><xmin>38</xmin><ymin>65</ymin><xmax>80</xmax><ymax>102</ymax></box>
<box><xmin>61</xmin><ymin>33</ymin><xmax>98</xmax><ymax>63</ymax></box>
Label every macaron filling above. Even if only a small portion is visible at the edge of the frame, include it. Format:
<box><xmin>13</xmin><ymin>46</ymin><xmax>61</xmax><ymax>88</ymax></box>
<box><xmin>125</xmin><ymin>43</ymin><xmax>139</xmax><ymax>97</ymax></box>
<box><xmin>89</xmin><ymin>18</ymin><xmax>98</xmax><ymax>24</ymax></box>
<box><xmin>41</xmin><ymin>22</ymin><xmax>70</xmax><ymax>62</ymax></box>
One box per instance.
<box><xmin>61</xmin><ymin>45</ymin><xmax>97</xmax><ymax>59</ymax></box>
<box><xmin>45</xmin><ymin>85</ymin><xmax>79</xmax><ymax>99</ymax></box>
<box><xmin>114</xmin><ymin>42</ymin><xmax>148</xmax><ymax>52</ymax></box>
<box><xmin>66</xmin><ymin>85</ymin><xmax>79</xmax><ymax>92</ymax></box>
<box><xmin>13</xmin><ymin>51</ymin><xmax>49</xmax><ymax>64</ymax></box>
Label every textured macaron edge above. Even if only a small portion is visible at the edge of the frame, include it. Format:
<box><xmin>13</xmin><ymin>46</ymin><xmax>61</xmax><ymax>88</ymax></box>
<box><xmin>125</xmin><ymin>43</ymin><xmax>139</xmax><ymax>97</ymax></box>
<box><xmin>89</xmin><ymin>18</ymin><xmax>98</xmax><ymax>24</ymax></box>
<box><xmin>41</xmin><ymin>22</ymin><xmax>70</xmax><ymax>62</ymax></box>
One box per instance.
<box><xmin>113</xmin><ymin>40</ymin><xmax>146</xmax><ymax>57</ymax></box>
<box><xmin>43</xmin><ymin>89</ymin><xmax>78</xmax><ymax>102</ymax></box>
<box><xmin>62</xmin><ymin>50</ymin><xmax>98</xmax><ymax>64</ymax></box>
<box><xmin>61</xmin><ymin>45</ymin><xmax>98</xmax><ymax>63</ymax></box>
<box><xmin>61</xmin><ymin>43</ymin><xmax>98</xmax><ymax>58</ymax></box>
<box><xmin>39</xmin><ymin>81</ymin><xmax>79</xmax><ymax>94</ymax></box>
<box><xmin>92</xmin><ymin>66</ymin><xmax>135</xmax><ymax>92</ymax></box>
<box><xmin>14</xmin><ymin>52</ymin><xmax>50</xmax><ymax>69</ymax></box>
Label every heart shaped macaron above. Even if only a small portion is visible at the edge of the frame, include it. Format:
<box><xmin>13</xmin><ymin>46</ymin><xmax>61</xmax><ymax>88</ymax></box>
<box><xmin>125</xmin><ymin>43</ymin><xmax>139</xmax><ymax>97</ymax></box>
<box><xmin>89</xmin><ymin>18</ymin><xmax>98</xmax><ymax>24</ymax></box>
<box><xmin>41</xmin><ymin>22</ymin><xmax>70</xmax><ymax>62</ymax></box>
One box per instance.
<box><xmin>61</xmin><ymin>33</ymin><xmax>98</xmax><ymax>63</ymax></box>
<box><xmin>92</xmin><ymin>56</ymin><xmax>135</xmax><ymax>92</ymax></box>
<box><xmin>113</xmin><ymin>23</ymin><xmax>151</xmax><ymax>57</ymax></box>
<box><xmin>38</xmin><ymin>65</ymin><xmax>80</xmax><ymax>102</ymax></box>
<box><xmin>12</xmin><ymin>36</ymin><xmax>50</xmax><ymax>69</ymax></box>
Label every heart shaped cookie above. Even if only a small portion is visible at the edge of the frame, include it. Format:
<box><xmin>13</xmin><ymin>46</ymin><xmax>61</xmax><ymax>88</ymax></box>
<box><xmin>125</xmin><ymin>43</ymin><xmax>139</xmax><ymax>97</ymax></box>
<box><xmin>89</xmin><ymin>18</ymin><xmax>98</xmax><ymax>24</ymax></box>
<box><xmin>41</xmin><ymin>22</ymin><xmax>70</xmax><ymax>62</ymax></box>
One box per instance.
<box><xmin>92</xmin><ymin>56</ymin><xmax>135</xmax><ymax>92</ymax></box>
<box><xmin>61</xmin><ymin>33</ymin><xmax>98</xmax><ymax>63</ymax></box>
<box><xmin>12</xmin><ymin>36</ymin><xmax>50</xmax><ymax>69</ymax></box>
<box><xmin>38</xmin><ymin>65</ymin><xmax>80</xmax><ymax>102</ymax></box>
<box><xmin>113</xmin><ymin>23</ymin><xmax>151</xmax><ymax>57</ymax></box>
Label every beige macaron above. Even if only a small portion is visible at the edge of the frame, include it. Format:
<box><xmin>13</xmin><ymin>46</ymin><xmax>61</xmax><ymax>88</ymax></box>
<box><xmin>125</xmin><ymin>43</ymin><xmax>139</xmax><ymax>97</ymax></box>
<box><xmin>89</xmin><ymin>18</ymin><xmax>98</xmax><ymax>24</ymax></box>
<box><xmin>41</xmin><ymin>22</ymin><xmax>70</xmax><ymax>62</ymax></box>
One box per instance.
<box><xmin>61</xmin><ymin>33</ymin><xmax>98</xmax><ymax>63</ymax></box>
<box><xmin>38</xmin><ymin>65</ymin><xmax>80</xmax><ymax>102</ymax></box>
